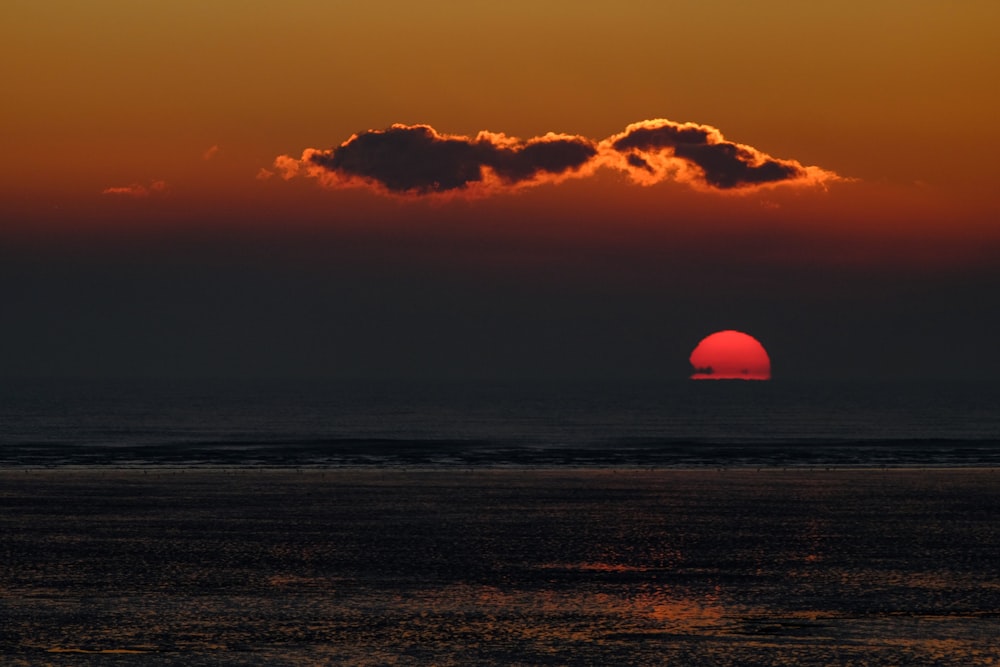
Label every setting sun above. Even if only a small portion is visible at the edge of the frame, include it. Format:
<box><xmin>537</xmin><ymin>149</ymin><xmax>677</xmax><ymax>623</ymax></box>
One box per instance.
<box><xmin>689</xmin><ymin>330</ymin><xmax>771</xmax><ymax>380</ymax></box>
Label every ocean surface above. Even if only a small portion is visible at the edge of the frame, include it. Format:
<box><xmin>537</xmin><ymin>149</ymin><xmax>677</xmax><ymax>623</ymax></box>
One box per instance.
<box><xmin>3</xmin><ymin>469</ymin><xmax>999</xmax><ymax>665</ymax></box>
<box><xmin>1</xmin><ymin>378</ymin><xmax>998</xmax><ymax>468</ymax></box>
<box><xmin>3</xmin><ymin>381</ymin><xmax>1000</xmax><ymax>664</ymax></box>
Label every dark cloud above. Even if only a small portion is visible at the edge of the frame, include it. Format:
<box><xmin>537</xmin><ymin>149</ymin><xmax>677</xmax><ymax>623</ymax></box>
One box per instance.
<box><xmin>274</xmin><ymin>119</ymin><xmax>839</xmax><ymax>196</ymax></box>
<box><xmin>625</xmin><ymin>153</ymin><xmax>652</xmax><ymax>171</ymax></box>
<box><xmin>487</xmin><ymin>137</ymin><xmax>597</xmax><ymax>184</ymax></box>
<box><xmin>611</xmin><ymin>122</ymin><xmax>715</xmax><ymax>151</ymax></box>
<box><xmin>309</xmin><ymin>126</ymin><xmax>484</xmax><ymax>193</ymax></box>
<box><xmin>673</xmin><ymin>142</ymin><xmax>801</xmax><ymax>189</ymax></box>
<box><xmin>610</xmin><ymin>120</ymin><xmax>805</xmax><ymax>189</ymax></box>
<box><xmin>305</xmin><ymin>125</ymin><xmax>597</xmax><ymax>194</ymax></box>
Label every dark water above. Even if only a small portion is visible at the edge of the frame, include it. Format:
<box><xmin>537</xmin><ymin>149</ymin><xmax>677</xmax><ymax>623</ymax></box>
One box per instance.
<box><xmin>2</xmin><ymin>470</ymin><xmax>999</xmax><ymax>665</ymax></box>
<box><xmin>3</xmin><ymin>382</ymin><xmax>999</xmax><ymax>664</ymax></box>
<box><xmin>1</xmin><ymin>379</ymin><xmax>998</xmax><ymax>468</ymax></box>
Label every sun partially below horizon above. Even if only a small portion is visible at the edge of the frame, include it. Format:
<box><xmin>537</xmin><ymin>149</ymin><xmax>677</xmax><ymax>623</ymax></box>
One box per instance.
<box><xmin>689</xmin><ymin>330</ymin><xmax>771</xmax><ymax>380</ymax></box>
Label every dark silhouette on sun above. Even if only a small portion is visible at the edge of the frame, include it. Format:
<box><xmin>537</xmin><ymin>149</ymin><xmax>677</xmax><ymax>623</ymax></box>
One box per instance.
<box><xmin>689</xmin><ymin>330</ymin><xmax>771</xmax><ymax>380</ymax></box>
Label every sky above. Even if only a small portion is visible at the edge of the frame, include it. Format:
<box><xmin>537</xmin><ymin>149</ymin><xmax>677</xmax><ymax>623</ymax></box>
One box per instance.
<box><xmin>2</xmin><ymin>1</ymin><xmax>999</xmax><ymax>381</ymax></box>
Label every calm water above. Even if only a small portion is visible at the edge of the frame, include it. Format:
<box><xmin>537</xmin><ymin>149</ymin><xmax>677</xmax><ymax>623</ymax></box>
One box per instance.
<box><xmin>1</xmin><ymin>379</ymin><xmax>998</xmax><ymax>467</ymax></box>
<box><xmin>3</xmin><ymin>382</ymin><xmax>999</xmax><ymax>664</ymax></box>
<box><xmin>2</xmin><ymin>470</ymin><xmax>998</xmax><ymax>665</ymax></box>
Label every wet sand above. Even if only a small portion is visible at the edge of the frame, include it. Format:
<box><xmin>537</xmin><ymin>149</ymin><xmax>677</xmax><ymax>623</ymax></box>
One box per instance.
<box><xmin>2</xmin><ymin>468</ymin><xmax>999</xmax><ymax>665</ymax></box>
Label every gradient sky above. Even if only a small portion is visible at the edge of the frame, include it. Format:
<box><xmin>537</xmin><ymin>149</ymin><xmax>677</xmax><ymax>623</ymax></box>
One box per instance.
<box><xmin>2</xmin><ymin>1</ymin><xmax>999</xmax><ymax>381</ymax></box>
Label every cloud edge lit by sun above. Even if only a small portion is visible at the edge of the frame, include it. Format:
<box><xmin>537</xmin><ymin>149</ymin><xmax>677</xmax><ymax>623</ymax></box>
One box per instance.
<box><xmin>268</xmin><ymin>118</ymin><xmax>843</xmax><ymax>199</ymax></box>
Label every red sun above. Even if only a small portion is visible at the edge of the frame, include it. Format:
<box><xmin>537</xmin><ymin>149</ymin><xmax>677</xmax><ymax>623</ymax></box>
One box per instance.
<box><xmin>689</xmin><ymin>330</ymin><xmax>771</xmax><ymax>380</ymax></box>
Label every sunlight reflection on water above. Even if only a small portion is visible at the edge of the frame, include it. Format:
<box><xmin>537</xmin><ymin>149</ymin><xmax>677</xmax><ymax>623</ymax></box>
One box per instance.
<box><xmin>2</xmin><ymin>469</ymin><xmax>999</xmax><ymax>665</ymax></box>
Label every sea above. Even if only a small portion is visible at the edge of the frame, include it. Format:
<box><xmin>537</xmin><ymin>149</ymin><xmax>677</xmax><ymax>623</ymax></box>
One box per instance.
<box><xmin>1</xmin><ymin>377</ymin><xmax>998</xmax><ymax>469</ymax></box>
<box><xmin>3</xmin><ymin>379</ymin><xmax>1000</xmax><ymax>664</ymax></box>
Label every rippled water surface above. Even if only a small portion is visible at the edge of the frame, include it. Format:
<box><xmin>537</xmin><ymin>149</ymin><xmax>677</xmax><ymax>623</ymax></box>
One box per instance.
<box><xmin>2</xmin><ymin>379</ymin><xmax>999</xmax><ymax>468</ymax></box>
<box><xmin>2</xmin><ymin>469</ymin><xmax>999</xmax><ymax>665</ymax></box>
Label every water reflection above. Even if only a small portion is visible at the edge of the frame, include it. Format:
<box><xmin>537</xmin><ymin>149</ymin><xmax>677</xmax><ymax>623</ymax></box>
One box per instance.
<box><xmin>2</xmin><ymin>469</ymin><xmax>999</xmax><ymax>665</ymax></box>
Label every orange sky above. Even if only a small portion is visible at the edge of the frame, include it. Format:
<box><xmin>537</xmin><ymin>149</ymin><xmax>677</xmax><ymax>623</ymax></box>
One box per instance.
<box><xmin>3</xmin><ymin>2</ymin><xmax>998</xmax><ymax>225</ymax></box>
<box><xmin>2</xmin><ymin>1</ymin><xmax>999</xmax><ymax>380</ymax></box>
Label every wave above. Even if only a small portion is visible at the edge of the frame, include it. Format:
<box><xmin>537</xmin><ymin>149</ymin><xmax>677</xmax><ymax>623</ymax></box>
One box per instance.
<box><xmin>4</xmin><ymin>437</ymin><xmax>999</xmax><ymax>469</ymax></box>
<box><xmin>2</xmin><ymin>378</ymin><xmax>998</xmax><ymax>468</ymax></box>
